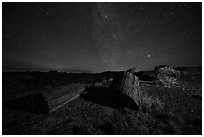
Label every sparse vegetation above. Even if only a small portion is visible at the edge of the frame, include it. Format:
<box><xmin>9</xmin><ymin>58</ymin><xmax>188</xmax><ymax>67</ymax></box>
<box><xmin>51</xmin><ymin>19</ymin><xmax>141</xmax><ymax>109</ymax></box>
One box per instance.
<box><xmin>2</xmin><ymin>67</ymin><xmax>202</xmax><ymax>134</ymax></box>
<box><xmin>139</xmin><ymin>95</ymin><xmax>166</xmax><ymax>116</ymax></box>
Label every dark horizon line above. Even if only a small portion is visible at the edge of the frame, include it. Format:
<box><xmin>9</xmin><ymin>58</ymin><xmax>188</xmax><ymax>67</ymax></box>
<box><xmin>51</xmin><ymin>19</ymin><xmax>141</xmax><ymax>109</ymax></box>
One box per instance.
<box><xmin>2</xmin><ymin>66</ymin><xmax>202</xmax><ymax>74</ymax></box>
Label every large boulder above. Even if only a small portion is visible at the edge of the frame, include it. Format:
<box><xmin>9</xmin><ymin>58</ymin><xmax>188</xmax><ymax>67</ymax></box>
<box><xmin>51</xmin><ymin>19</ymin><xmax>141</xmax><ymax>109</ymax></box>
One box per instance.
<box><xmin>109</xmin><ymin>71</ymin><xmax>142</xmax><ymax>106</ymax></box>
<box><xmin>154</xmin><ymin>65</ymin><xmax>180</xmax><ymax>86</ymax></box>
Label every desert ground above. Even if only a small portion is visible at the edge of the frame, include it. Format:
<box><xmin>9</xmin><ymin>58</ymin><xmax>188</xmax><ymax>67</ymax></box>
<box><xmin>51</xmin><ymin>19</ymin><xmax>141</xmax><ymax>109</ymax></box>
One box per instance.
<box><xmin>2</xmin><ymin>67</ymin><xmax>202</xmax><ymax>135</ymax></box>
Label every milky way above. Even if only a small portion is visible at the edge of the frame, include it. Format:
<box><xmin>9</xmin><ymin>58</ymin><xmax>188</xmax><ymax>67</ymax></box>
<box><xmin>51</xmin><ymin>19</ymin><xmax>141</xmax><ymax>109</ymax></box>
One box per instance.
<box><xmin>3</xmin><ymin>2</ymin><xmax>202</xmax><ymax>72</ymax></box>
<box><xmin>91</xmin><ymin>3</ymin><xmax>124</xmax><ymax>70</ymax></box>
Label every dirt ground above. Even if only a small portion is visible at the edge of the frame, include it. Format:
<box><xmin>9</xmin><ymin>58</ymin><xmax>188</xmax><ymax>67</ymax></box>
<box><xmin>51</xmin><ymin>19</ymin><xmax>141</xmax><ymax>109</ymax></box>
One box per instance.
<box><xmin>2</xmin><ymin>68</ymin><xmax>202</xmax><ymax>135</ymax></box>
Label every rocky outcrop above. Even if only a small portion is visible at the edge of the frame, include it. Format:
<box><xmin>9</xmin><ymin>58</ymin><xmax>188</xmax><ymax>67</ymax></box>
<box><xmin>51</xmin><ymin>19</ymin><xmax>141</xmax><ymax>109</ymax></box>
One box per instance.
<box><xmin>154</xmin><ymin>65</ymin><xmax>180</xmax><ymax>86</ymax></box>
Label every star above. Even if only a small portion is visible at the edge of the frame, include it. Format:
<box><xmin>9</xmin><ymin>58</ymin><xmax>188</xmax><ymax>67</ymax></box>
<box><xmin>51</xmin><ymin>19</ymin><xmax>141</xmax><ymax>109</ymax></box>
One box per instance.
<box><xmin>147</xmin><ymin>54</ymin><xmax>151</xmax><ymax>58</ymax></box>
<box><xmin>46</xmin><ymin>12</ymin><xmax>49</xmax><ymax>16</ymax></box>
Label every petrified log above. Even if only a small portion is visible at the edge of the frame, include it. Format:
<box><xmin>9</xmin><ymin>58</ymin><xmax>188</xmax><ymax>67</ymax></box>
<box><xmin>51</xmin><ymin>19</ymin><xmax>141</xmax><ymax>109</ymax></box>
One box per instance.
<box><xmin>45</xmin><ymin>83</ymin><xmax>85</xmax><ymax>112</ymax></box>
<box><xmin>109</xmin><ymin>71</ymin><xmax>142</xmax><ymax>106</ymax></box>
<box><xmin>4</xmin><ymin>83</ymin><xmax>85</xmax><ymax>114</ymax></box>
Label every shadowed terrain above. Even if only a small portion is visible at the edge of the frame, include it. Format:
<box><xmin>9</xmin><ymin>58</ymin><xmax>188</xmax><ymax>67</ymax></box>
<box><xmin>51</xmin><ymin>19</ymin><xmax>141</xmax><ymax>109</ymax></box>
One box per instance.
<box><xmin>3</xmin><ymin>93</ymin><xmax>49</xmax><ymax>114</ymax></box>
<box><xmin>80</xmin><ymin>87</ymin><xmax>140</xmax><ymax>111</ymax></box>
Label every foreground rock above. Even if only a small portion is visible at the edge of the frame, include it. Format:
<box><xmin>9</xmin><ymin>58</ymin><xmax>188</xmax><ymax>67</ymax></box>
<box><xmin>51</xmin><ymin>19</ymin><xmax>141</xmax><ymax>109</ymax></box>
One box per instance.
<box><xmin>109</xmin><ymin>71</ymin><xmax>142</xmax><ymax>106</ymax></box>
<box><xmin>154</xmin><ymin>65</ymin><xmax>180</xmax><ymax>86</ymax></box>
<box><xmin>44</xmin><ymin>83</ymin><xmax>85</xmax><ymax>113</ymax></box>
<box><xmin>4</xmin><ymin>83</ymin><xmax>85</xmax><ymax>114</ymax></box>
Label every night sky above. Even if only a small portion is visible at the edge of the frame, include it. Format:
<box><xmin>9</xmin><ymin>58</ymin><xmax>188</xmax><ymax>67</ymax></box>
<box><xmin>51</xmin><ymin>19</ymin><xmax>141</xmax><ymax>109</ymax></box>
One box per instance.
<box><xmin>3</xmin><ymin>2</ymin><xmax>202</xmax><ymax>72</ymax></box>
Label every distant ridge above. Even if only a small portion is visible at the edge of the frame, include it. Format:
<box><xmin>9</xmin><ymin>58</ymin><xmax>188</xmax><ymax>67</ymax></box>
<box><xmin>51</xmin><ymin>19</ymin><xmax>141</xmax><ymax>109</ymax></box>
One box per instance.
<box><xmin>64</xmin><ymin>69</ymin><xmax>94</xmax><ymax>73</ymax></box>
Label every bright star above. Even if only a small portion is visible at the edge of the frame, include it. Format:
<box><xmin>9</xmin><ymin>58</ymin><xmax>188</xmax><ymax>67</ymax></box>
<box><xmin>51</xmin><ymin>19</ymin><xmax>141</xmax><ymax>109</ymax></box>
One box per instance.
<box><xmin>147</xmin><ymin>54</ymin><xmax>151</xmax><ymax>58</ymax></box>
